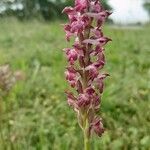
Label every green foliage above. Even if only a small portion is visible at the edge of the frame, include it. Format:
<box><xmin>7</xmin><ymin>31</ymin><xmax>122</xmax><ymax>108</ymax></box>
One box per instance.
<box><xmin>0</xmin><ymin>19</ymin><xmax>149</xmax><ymax>149</ymax></box>
<box><xmin>143</xmin><ymin>1</ymin><xmax>150</xmax><ymax>18</ymax></box>
<box><xmin>101</xmin><ymin>0</ymin><xmax>112</xmax><ymax>11</ymax></box>
<box><xmin>0</xmin><ymin>0</ymin><xmax>112</xmax><ymax>20</ymax></box>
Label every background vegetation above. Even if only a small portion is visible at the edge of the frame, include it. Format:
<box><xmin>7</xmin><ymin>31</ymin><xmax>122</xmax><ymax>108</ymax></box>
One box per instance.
<box><xmin>0</xmin><ymin>18</ymin><xmax>149</xmax><ymax>149</ymax></box>
<box><xmin>0</xmin><ymin>0</ymin><xmax>111</xmax><ymax>20</ymax></box>
<box><xmin>143</xmin><ymin>0</ymin><xmax>150</xmax><ymax>20</ymax></box>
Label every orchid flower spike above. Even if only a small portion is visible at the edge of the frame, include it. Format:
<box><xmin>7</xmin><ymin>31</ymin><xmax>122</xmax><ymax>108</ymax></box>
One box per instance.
<box><xmin>62</xmin><ymin>0</ymin><xmax>112</xmax><ymax>149</ymax></box>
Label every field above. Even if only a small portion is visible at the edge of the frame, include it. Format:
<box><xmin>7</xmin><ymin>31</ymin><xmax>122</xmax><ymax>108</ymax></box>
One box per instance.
<box><xmin>0</xmin><ymin>18</ymin><xmax>150</xmax><ymax>150</ymax></box>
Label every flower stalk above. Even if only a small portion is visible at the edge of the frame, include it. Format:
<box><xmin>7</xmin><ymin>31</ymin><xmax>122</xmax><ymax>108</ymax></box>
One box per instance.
<box><xmin>62</xmin><ymin>0</ymin><xmax>112</xmax><ymax>149</ymax></box>
<box><xmin>83</xmin><ymin>114</ymin><xmax>90</xmax><ymax>150</ymax></box>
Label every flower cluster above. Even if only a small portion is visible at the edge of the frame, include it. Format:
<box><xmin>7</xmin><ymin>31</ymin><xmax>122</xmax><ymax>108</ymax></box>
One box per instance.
<box><xmin>0</xmin><ymin>64</ymin><xmax>25</xmax><ymax>95</ymax></box>
<box><xmin>63</xmin><ymin>0</ymin><xmax>111</xmax><ymax>137</ymax></box>
<box><xmin>0</xmin><ymin>64</ymin><xmax>16</xmax><ymax>93</ymax></box>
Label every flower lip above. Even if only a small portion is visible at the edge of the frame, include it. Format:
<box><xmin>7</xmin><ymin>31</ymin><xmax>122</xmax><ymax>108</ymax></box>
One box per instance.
<box><xmin>83</xmin><ymin>36</ymin><xmax>112</xmax><ymax>46</ymax></box>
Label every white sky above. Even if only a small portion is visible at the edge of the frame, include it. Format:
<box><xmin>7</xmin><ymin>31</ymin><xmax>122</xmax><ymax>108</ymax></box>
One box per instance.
<box><xmin>109</xmin><ymin>0</ymin><xmax>149</xmax><ymax>24</ymax></box>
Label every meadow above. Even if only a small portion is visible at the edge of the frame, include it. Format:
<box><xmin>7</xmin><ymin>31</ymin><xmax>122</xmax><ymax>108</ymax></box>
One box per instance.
<box><xmin>0</xmin><ymin>18</ymin><xmax>149</xmax><ymax>150</ymax></box>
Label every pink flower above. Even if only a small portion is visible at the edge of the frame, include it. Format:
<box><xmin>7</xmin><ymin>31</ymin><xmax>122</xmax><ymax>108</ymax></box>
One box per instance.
<box><xmin>85</xmin><ymin>86</ymin><xmax>95</xmax><ymax>95</ymax></box>
<box><xmin>66</xmin><ymin>92</ymin><xmax>76</xmax><ymax>105</ymax></box>
<box><xmin>77</xmin><ymin>93</ymin><xmax>91</xmax><ymax>108</ymax></box>
<box><xmin>65</xmin><ymin>67</ymin><xmax>78</xmax><ymax>87</ymax></box>
<box><xmin>90</xmin><ymin>46</ymin><xmax>104</xmax><ymax>56</ymax></box>
<box><xmin>62</xmin><ymin>7</ymin><xmax>77</xmax><ymax>22</ymax></box>
<box><xmin>64</xmin><ymin>24</ymin><xmax>73</xmax><ymax>41</ymax></box>
<box><xmin>70</xmin><ymin>16</ymin><xmax>89</xmax><ymax>34</ymax></box>
<box><xmin>91</xmin><ymin>27</ymin><xmax>103</xmax><ymax>38</ymax></box>
<box><xmin>95</xmin><ymin>73</ymin><xmax>109</xmax><ymax>93</ymax></box>
<box><xmin>85</xmin><ymin>10</ymin><xmax>112</xmax><ymax>22</ymax></box>
<box><xmin>85</xmin><ymin>64</ymin><xmax>99</xmax><ymax>79</ymax></box>
<box><xmin>90</xmin><ymin>117</ymin><xmax>105</xmax><ymax>137</ymax></box>
<box><xmin>75</xmin><ymin>0</ymin><xmax>88</xmax><ymax>12</ymax></box>
<box><xmin>90</xmin><ymin>1</ymin><xmax>102</xmax><ymax>13</ymax></box>
<box><xmin>83</xmin><ymin>37</ymin><xmax>111</xmax><ymax>46</ymax></box>
<box><xmin>77</xmin><ymin>87</ymin><xmax>100</xmax><ymax>109</ymax></box>
<box><xmin>73</xmin><ymin>43</ymin><xmax>84</xmax><ymax>57</ymax></box>
<box><xmin>64</xmin><ymin>48</ymin><xmax>78</xmax><ymax>65</ymax></box>
<box><xmin>94</xmin><ymin>46</ymin><xmax>104</xmax><ymax>55</ymax></box>
<box><xmin>71</xmin><ymin>19</ymin><xmax>85</xmax><ymax>33</ymax></box>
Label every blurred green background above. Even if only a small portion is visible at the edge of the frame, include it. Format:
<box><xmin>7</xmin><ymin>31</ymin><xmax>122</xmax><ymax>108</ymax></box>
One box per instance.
<box><xmin>0</xmin><ymin>0</ymin><xmax>150</xmax><ymax>150</ymax></box>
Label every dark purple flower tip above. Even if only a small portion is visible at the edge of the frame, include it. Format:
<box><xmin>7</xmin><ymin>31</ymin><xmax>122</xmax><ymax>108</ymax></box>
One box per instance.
<box><xmin>97</xmin><ymin>73</ymin><xmax>110</xmax><ymax>79</ymax></box>
<box><xmin>99</xmin><ymin>37</ymin><xmax>112</xmax><ymax>45</ymax></box>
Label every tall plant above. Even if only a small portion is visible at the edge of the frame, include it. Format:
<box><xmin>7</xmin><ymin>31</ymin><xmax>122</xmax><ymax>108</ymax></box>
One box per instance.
<box><xmin>62</xmin><ymin>0</ymin><xmax>112</xmax><ymax>149</ymax></box>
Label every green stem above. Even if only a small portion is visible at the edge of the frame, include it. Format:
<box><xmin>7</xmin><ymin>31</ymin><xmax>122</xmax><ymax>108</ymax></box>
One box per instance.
<box><xmin>84</xmin><ymin>130</ymin><xmax>90</xmax><ymax>150</ymax></box>
<box><xmin>82</xmin><ymin>18</ymin><xmax>92</xmax><ymax>150</ymax></box>
<box><xmin>83</xmin><ymin>117</ymin><xmax>90</xmax><ymax>150</ymax></box>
